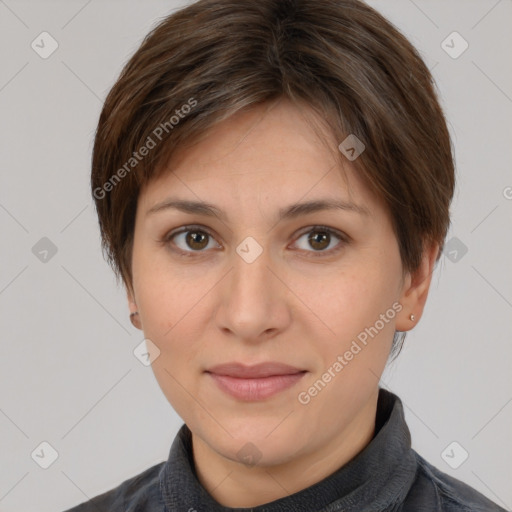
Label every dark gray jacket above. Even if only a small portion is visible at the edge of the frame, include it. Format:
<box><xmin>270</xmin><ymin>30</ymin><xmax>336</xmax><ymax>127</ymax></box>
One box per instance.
<box><xmin>63</xmin><ymin>388</ymin><xmax>507</xmax><ymax>511</ymax></box>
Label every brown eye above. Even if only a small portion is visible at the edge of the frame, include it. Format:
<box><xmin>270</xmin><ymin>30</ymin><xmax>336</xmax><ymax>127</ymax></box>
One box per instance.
<box><xmin>307</xmin><ymin>231</ymin><xmax>331</xmax><ymax>251</ymax></box>
<box><xmin>165</xmin><ymin>226</ymin><xmax>221</xmax><ymax>254</ymax></box>
<box><xmin>293</xmin><ymin>226</ymin><xmax>348</xmax><ymax>256</ymax></box>
<box><xmin>186</xmin><ymin>230</ymin><xmax>209</xmax><ymax>250</ymax></box>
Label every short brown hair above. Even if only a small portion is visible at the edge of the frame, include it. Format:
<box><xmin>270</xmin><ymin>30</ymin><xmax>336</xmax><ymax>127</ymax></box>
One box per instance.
<box><xmin>91</xmin><ymin>0</ymin><xmax>455</xmax><ymax>356</ymax></box>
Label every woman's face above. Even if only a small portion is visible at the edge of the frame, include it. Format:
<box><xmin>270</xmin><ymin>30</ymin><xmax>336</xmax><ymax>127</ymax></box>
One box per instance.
<box><xmin>128</xmin><ymin>98</ymin><xmax>432</xmax><ymax>470</ymax></box>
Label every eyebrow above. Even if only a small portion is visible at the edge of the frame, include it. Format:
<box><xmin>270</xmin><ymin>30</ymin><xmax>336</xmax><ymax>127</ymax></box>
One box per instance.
<box><xmin>146</xmin><ymin>197</ymin><xmax>370</xmax><ymax>221</ymax></box>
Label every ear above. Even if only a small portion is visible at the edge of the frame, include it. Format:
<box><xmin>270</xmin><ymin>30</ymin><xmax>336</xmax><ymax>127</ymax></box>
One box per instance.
<box><xmin>126</xmin><ymin>284</ymin><xmax>142</xmax><ymax>330</ymax></box>
<box><xmin>395</xmin><ymin>242</ymin><xmax>440</xmax><ymax>332</ymax></box>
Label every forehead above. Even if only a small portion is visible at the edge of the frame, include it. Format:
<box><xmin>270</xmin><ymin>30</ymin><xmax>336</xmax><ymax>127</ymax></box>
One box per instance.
<box><xmin>139</xmin><ymin>99</ymin><xmax>382</xmax><ymax>217</ymax></box>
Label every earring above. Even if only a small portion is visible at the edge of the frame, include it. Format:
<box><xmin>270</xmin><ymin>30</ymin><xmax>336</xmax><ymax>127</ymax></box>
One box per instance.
<box><xmin>130</xmin><ymin>311</ymin><xmax>139</xmax><ymax>328</ymax></box>
<box><xmin>409</xmin><ymin>314</ymin><xmax>415</xmax><ymax>321</ymax></box>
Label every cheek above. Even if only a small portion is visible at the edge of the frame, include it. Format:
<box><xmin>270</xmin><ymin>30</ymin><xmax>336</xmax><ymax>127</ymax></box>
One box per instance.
<box><xmin>302</xmin><ymin>265</ymin><xmax>388</xmax><ymax>323</ymax></box>
<box><xmin>296</xmin><ymin>257</ymin><xmax>400</xmax><ymax>357</ymax></box>
<box><xmin>133</xmin><ymin>247</ymin><xmax>195</xmax><ymax>333</ymax></box>
<box><xmin>134</xmin><ymin>256</ymin><xmax>212</xmax><ymax>366</ymax></box>
<box><xmin>137</xmin><ymin>272</ymin><xmax>207</xmax><ymax>415</ymax></box>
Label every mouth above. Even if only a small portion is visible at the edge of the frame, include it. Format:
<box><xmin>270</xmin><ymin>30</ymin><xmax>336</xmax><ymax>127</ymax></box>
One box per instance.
<box><xmin>205</xmin><ymin>362</ymin><xmax>307</xmax><ymax>401</ymax></box>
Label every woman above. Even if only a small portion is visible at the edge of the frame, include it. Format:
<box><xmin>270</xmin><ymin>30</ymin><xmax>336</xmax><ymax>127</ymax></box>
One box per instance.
<box><xmin>65</xmin><ymin>0</ymin><xmax>506</xmax><ymax>510</ymax></box>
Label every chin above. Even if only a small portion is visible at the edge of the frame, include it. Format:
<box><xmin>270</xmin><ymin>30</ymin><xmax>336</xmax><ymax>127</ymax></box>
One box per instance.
<box><xmin>207</xmin><ymin>423</ymin><xmax>304</xmax><ymax>465</ymax></box>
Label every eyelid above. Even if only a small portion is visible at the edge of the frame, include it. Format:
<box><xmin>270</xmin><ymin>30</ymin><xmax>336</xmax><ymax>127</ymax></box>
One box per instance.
<box><xmin>293</xmin><ymin>224</ymin><xmax>349</xmax><ymax>242</ymax></box>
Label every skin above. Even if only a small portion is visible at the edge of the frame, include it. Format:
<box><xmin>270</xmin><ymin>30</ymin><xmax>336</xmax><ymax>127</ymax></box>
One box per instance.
<box><xmin>126</xmin><ymin>97</ymin><xmax>438</xmax><ymax>508</ymax></box>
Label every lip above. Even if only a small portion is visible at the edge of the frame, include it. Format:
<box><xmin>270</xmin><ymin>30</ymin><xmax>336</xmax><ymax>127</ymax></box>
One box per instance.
<box><xmin>205</xmin><ymin>362</ymin><xmax>307</xmax><ymax>401</ymax></box>
<box><xmin>206</xmin><ymin>362</ymin><xmax>305</xmax><ymax>378</ymax></box>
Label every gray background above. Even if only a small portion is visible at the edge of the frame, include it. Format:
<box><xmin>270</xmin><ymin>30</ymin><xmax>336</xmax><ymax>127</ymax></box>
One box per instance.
<box><xmin>0</xmin><ymin>0</ymin><xmax>511</xmax><ymax>510</ymax></box>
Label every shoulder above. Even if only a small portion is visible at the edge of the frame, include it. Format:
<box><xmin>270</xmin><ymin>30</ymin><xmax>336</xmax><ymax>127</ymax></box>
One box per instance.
<box><xmin>402</xmin><ymin>451</ymin><xmax>507</xmax><ymax>512</ymax></box>
<box><xmin>62</xmin><ymin>460</ymin><xmax>166</xmax><ymax>512</ymax></box>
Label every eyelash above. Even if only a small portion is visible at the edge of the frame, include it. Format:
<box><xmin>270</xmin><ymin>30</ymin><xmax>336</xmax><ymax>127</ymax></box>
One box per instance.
<box><xmin>160</xmin><ymin>224</ymin><xmax>350</xmax><ymax>258</ymax></box>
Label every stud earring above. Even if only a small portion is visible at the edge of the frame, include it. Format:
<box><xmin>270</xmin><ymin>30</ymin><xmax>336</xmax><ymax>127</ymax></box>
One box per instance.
<box><xmin>409</xmin><ymin>314</ymin><xmax>415</xmax><ymax>321</ymax></box>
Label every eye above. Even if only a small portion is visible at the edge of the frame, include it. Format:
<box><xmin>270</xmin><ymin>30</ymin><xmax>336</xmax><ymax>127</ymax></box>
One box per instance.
<box><xmin>163</xmin><ymin>225</ymin><xmax>221</xmax><ymax>255</ymax></box>
<box><xmin>292</xmin><ymin>226</ymin><xmax>348</xmax><ymax>256</ymax></box>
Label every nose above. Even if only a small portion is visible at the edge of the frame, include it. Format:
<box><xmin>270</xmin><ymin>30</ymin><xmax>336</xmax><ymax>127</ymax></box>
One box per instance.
<box><xmin>214</xmin><ymin>237</ymin><xmax>291</xmax><ymax>343</ymax></box>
